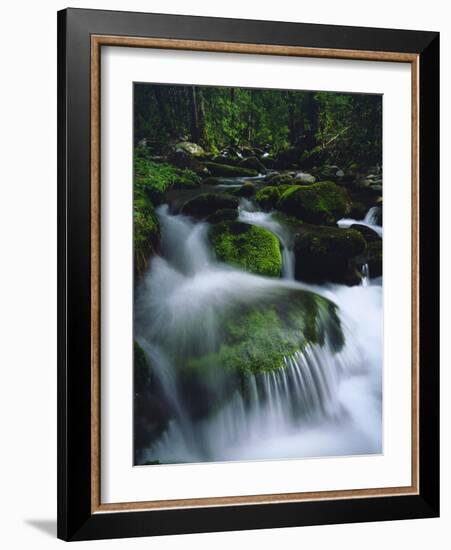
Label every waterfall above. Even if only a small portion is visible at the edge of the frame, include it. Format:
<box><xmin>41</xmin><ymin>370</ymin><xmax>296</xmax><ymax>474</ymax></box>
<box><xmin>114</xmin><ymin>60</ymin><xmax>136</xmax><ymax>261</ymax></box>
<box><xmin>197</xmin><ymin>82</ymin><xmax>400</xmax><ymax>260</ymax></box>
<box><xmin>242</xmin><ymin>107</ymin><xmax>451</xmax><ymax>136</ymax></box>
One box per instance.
<box><xmin>361</xmin><ymin>263</ymin><xmax>370</xmax><ymax>287</ymax></box>
<box><xmin>337</xmin><ymin>205</ymin><xmax>383</xmax><ymax>238</ymax></box>
<box><xmin>364</xmin><ymin>206</ymin><xmax>381</xmax><ymax>225</ymax></box>
<box><xmin>135</xmin><ymin>198</ymin><xmax>382</xmax><ymax>465</ymax></box>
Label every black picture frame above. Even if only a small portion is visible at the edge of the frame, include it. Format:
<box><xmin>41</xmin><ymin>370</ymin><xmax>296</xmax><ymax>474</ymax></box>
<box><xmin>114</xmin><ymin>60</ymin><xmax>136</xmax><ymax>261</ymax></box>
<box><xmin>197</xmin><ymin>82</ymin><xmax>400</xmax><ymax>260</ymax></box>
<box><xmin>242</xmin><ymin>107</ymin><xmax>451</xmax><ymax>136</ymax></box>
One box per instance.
<box><xmin>57</xmin><ymin>7</ymin><xmax>439</xmax><ymax>541</ymax></box>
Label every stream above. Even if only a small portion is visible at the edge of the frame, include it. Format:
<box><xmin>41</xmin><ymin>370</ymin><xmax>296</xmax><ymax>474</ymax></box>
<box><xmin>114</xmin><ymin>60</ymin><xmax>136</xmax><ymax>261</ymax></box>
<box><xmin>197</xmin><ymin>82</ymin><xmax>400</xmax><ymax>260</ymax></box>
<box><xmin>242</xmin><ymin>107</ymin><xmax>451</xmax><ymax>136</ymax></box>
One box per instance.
<box><xmin>134</xmin><ymin>177</ymin><xmax>383</xmax><ymax>465</ymax></box>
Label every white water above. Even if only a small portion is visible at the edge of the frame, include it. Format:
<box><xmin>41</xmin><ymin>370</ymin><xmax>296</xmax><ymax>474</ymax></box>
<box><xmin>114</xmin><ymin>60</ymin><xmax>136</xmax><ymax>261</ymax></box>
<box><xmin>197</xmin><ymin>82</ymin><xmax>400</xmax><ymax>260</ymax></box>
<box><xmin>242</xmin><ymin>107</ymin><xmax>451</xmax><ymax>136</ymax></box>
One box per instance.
<box><xmin>338</xmin><ymin>205</ymin><xmax>383</xmax><ymax>238</ymax></box>
<box><xmin>135</xmin><ymin>199</ymin><xmax>382</xmax><ymax>465</ymax></box>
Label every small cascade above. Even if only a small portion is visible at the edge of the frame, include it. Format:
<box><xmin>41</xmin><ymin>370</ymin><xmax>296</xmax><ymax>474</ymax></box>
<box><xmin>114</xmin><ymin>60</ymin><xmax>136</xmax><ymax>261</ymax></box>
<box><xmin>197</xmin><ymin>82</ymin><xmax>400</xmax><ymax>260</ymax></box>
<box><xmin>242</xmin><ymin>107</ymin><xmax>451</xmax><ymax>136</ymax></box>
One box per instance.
<box><xmin>361</xmin><ymin>263</ymin><xmax>370</xmax><ymax>287</ymax></box>
<box><xmin>337</xmin><ymin>205</ymin><xmax>383</xmax><ymax>238</ymax></box>
<box><xmin>364</xmin><ymin>206</ymin><xmax>381</xmax><ymax>225</ymax></box>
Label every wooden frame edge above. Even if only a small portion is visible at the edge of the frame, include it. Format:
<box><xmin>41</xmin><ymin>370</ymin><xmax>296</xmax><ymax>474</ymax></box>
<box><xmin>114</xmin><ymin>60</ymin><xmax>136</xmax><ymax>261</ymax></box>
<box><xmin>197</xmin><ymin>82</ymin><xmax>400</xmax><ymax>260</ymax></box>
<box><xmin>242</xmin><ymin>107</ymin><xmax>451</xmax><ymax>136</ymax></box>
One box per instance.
<box><xmin>90</xmin><ymin>34</ymin><xmax>420</xmax><ymax>514</ymax></box>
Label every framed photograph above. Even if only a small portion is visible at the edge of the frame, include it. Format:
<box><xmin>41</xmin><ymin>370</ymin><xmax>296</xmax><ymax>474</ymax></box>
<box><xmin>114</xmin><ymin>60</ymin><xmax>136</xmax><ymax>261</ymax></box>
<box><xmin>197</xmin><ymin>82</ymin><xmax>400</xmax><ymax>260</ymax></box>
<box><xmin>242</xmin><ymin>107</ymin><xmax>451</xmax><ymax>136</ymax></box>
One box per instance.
<box><xmin>57</xmin><ymin>8</ymin><xmax>439</xmax><ymax>541</ymax></box>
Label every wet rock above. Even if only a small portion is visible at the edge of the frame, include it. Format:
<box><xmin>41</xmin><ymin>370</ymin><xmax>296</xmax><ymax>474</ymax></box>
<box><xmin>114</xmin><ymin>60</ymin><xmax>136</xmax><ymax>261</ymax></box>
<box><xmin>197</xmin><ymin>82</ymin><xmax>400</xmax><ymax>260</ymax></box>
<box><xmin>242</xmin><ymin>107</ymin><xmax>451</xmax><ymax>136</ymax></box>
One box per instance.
<box><xmin>350</xmin><ymin>223</ymin><xmax>381</xmax><ymax>243</ymax></box>
<box><xmin>293</xmin><ymin>224</ymin><xmax>366</xmax><ymax>286</ymax></box>
<box><xmin>181</xmin><ymin>193</ymin><xmax>239</xmax><ymax>218</ymax></box>
<box><xmin>237</xmin><ymin>182</ymin><xmax>257</xmax><ymax>197</ymax></box>
<box><xmin>278</xmin><ymin>181</ymin><xmax>351</xmax><ymax>225</ymax></box>
<box><xmin>210</xmin><ymin>221</ymin><xmax>282</xmax><ymax>277</ymax></box>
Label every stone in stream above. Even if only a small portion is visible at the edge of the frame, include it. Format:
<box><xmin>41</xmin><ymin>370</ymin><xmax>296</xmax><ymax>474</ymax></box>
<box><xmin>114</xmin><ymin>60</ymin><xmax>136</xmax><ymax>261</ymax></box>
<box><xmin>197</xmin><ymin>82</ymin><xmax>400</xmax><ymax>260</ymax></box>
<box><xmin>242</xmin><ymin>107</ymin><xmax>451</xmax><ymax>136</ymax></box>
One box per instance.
<box><xmin>277</xmin><ymin>181</ymin><xmax>351</xmax><ymax>225</ymax></box>
<box><xmin>293</xmin><ymin>224</ymin><xmax>367</xmax><ymax>286</ymax></box>
<box><xmin>350</xmin><ymin>223</ymin><xmax>381</xmax><ymax>243</ymax></box>
<box><xmin>210</xmin><ymin>220</ymin><xmax>282</xmax><ymax>277</ymax></box>
<box><xmin>181</xmin><ymin>193</ymin><xmax>239</xmax><ymax>219</ymax></box>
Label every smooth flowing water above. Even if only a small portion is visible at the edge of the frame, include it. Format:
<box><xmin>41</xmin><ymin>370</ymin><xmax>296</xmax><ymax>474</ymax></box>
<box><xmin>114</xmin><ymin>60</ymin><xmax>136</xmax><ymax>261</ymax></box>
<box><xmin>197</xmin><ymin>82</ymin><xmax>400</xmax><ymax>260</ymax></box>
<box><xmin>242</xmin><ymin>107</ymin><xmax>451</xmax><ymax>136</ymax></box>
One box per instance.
<box><xmin>338</xmin><ymin>205</ymin><xmax>383</xmax><ymax>238</ymax></box>
<box><xmin>135</xmin><ymin>187</ymin><xmax>382</xmax><ymax>465</ymax></box>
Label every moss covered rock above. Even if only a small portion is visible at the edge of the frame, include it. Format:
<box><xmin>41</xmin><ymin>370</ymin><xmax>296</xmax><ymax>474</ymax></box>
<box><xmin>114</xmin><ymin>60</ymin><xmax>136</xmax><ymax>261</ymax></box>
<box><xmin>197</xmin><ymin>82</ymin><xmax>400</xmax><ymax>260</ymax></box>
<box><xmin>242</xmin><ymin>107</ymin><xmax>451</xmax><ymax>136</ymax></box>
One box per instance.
<box><xmin>203</xmin><ymin>161</ymin><xmax>258</xmax><ymax>178</ymax></box>
<box><xmin>210</xmin><ymin>221</ymin><xmax>282</xmax><ymax>277</ymax></box>
<box><xmin>294</xmin><ymin>225</ymin><xmax>366</xmax><ymax>285</ymax></box>
<box><xmin>237</xmin><ymin>182</ymin><xmax>257</xmax><ymax>197</ymax></box>
<box><xmin>265</xmin><ymin>172</ymin><xmax>297</xmax><ymax>186</ymax></box>
<box><xmin>278</xmin><ymin>181</ymin><xmax>351</xmax><ymax>225</ymax></box>
<box><xmin>186</xmin><ymin>290</ymin><xmax>344</xmax><ymax>377</ymax></box>
<box><xmin>254</xmin><ymin>185</ymin><xmax>284</xmax><ymax>210</ymax></box>
<box><xmin>181</xmin><ymin>193</ymin><xmax>239</xmax><ymax>218</ymax></box>
<box><xmin>134</xmin><ymin>188</ymin><xmax>161</xmax><ymax>278</ymax></box>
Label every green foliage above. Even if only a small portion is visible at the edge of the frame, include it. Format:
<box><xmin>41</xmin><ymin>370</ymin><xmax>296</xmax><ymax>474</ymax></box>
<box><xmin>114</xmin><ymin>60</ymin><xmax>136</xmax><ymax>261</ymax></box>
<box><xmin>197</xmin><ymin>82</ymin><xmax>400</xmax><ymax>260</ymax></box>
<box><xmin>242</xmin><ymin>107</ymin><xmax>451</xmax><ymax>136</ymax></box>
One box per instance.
<box><xmin>134</xmin><ymin>185</ymin><xmax>160</xmax><ymax>277</ymax></box>
<box><xmin>210</xmin><ymin>221</ymin><xmax>282</xmax><ymax>277</ymax></box>
<box><xmin>278</xmin><ymin>181</ymin><xmax>351</xmax><ymax>225</ymax></box>
<box><xmin>135</xmin><ymin>146</ymin><xmax>201</xmax><ymax>197</ymax></box>
<box><xmin>134</xmin><ymin>83</ymin><xmax>382</xmax><ymax>166</ymax></box>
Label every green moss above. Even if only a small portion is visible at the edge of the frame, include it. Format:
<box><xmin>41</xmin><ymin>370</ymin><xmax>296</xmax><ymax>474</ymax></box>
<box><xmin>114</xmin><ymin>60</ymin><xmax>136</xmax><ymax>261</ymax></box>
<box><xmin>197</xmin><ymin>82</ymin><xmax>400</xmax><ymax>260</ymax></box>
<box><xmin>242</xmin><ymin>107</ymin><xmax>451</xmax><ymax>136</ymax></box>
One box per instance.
<box><xmin>278</xmin><ymin>181</ymin><xmax>351</xmax><ymax>225</ymax></box>
<box><xmin>266</xmin><ymin>173</ymin><xmax>297</xmax><ymax>186</ymax></box>
<box><xmin>134</xmin><ymin>147</ymin><xmax>201</xmax><ymax>202</ymax></box>
<box><xmin>186</xmin><ymin>291</ymin><xmax>343</xmax><ymax>376</ymax></box>
<box><xmin>203</xmin><ymin>161</ymin><xmax>258</xmax><ymax>178</ymax></box>
<box><xmin>134</xmin><ymin>186</ymin><xmax>160</xmax><ymax>277</ymax></box>
<box><xmin>254</xmin><ymin>186</ymin><xmax>283</xmax><ymax>210</ymax></box>
<box><xmin>210</xmin><ymin>221</ymin><xmax>282</xmax><ymax>277</ymax></box>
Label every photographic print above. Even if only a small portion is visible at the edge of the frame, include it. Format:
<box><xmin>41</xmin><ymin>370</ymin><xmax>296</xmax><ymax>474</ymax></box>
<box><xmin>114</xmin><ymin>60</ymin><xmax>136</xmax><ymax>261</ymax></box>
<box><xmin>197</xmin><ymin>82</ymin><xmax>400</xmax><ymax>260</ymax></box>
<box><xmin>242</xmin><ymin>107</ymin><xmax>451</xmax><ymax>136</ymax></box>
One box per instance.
<box><xmin>133</xmin><ymin>83</ymin><xmax>383</xmax><ymax>466</ymax></box>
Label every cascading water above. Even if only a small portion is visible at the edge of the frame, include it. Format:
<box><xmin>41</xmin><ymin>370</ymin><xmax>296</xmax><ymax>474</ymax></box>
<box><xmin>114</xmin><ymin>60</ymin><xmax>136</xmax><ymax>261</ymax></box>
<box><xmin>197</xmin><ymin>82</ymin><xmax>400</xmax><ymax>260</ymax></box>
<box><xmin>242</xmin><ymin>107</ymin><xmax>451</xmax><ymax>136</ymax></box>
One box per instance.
<box><xmin>338</xmin><ymin>205</ymin><xmax>383</xmax><ymax>238</ymax></box>
<box><xmin>135</xmin><ymin>183</ymin><xmax>382</xmax><ymax>465</ymax></box>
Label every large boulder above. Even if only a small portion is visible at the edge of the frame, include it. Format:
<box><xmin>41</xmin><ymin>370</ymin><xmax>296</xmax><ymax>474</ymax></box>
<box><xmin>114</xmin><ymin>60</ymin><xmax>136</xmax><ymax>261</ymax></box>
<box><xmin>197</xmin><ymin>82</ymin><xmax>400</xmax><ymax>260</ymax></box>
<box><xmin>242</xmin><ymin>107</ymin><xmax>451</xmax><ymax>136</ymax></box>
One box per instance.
<box><xmin>278</xmin><ymin>181</ymin><xmax>351</xmax><ymax>225</ymax></box>
<box><xmin>203</xmin><ymin>161</ymin><xmax>258</xmax><ymax>178</ymax></box>
<box><xmin>181</xmin><ymin>193</ymin><xmax>239</xmax><ymax>219</ymax></box>
<box><xmin>186</xmin><ymin>290</ymin><xmax>344</xmax><ymax>378</ymax></box>
<box><xmin>210</xmin><ymin>221</ymin><xmax>282</xmax><ymax>277</ymax></box>
<box><xmin>293</xmin><ymin>225</ymin><xmax>367</xmax><ymax>285</ymax></box>
<box><xmin>174</xmin><ymin>141</ymin><xmax>206</xmax><ymax>157</ymax></box>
